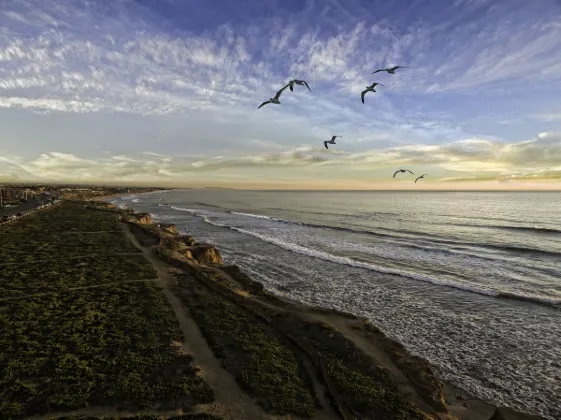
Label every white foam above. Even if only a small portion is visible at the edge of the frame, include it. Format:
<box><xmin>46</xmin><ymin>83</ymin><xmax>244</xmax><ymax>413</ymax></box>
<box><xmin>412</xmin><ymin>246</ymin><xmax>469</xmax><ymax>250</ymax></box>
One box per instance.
<box><xmin>196</xmin><ymin>211</ymin><xmax>500</xmax><ymax>297</ymax></box>
<box><xmin>171</xmin><ymin>206</ymin><xmax>199</xmax><ymax>213</ymax></box>
<box><xmin>230</xmin><ymin>211</ymin><xmax>288</xmax><ymax>223</ymax></box>
<box><xmin>172</xmin><ymin>207</ymin><xmax>561</xmax><ymax>306</ymax></box>
<box><xmin>132</xmin><ymin>199</ymin><xmax>140</xmax><ymax>203</ymax></box>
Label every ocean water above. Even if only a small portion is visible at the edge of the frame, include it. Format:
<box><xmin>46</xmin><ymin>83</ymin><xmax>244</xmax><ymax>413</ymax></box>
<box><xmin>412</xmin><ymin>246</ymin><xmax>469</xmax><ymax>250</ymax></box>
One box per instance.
<box><xmin>111</xmin><ymin>190</ymin><xmax>561</xmax><ymax>419</ymax></box>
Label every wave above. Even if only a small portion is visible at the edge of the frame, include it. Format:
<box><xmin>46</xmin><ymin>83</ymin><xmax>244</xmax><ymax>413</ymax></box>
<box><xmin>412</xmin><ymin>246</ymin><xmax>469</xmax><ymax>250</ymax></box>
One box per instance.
<box><xmin>228</xmin><ymin>211</ymin><xmax>561</xmax><ymax>258</ymax></box>
<box><xmin>195</xmin><ymin>202</ymin><xmax>228</xmax><ymax>210</ymax></box>
<box><xmin>132</xmin><ymin>199</ymin><xmax>140</xmax><ymax>203</ymax></box>
<box><xmin>436</xmin><ymin>220</ymin><xmax>561</xmax><ymax>235</ymax></box>
<box><xmin>183</xmin><ymin>209</ymin><xmax>560</xmax><ymax>307</ymax></box>
<box><xmin>491</xmin><ymin>225</ymin><xmax>561</xmax><ymax>234</ymax></box>
<box><xmin>171</xmin><ymin>206</ymin><xmax>198</xmax><ymax>213</ymax></box>
<box><xmin>230</xmin><ymin>211</ymin><xmax>288</xmax><ymax>223</ymax></box>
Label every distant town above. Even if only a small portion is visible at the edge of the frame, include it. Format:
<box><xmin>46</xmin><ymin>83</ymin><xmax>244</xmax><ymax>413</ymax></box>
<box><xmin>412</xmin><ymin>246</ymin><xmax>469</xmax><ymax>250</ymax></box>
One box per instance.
<box><xmin>0</xmin><ymin>184</ymin><xmax>165</xmax><ymax>222</ymax></box>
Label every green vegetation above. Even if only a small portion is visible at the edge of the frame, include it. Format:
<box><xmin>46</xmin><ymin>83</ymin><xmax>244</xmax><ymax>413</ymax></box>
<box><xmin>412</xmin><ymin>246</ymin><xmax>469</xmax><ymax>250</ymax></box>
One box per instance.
<box><xmin>0</xmin><ymin>284</ymin><xmax>213</xmax><ymax>418</ymax></box>
<box><xmin>48</xmin><ymin>413</ymin><xmax>223</xmax><ymax>419</ymax></box>
<box><xmin>179</xmin><ymin>285</ymin><xmax>316</xmax><ymax>417</ymax></box>
<box><xmin>0</xmin><ymin>202</ymin><xmax>139</xmax><ymax>262</ymax></box>
<box><xmin>291</xmin><ymin>321</ymin><xmax>427</xmax><ymax>419</ymax></box>
<box><xmin>0</xmin><ymin>254</ymin><xmax>156</xmax><ymax>296</ymax></box>
<box><xmin>0</xmin><ymin>202</ymin><xmax>213</xmax><ymax>419</ymax></box>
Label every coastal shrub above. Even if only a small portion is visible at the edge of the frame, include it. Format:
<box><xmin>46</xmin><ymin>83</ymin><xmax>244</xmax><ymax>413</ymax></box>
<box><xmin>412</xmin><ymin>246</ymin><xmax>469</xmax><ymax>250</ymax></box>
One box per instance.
<box><xmin>288</xmin><ymin>321</ymin><xmax>428</xmax><ymax>419</ymax></box>
<box><xmin>48</xmin><ymin>414</ymin><xmax>223</xmax><ymax>420</ymax></box>
<box><xmin>0</xmin><ymin>284</ymin><xmax>214</xmax><ymax>417</ymax></box>
<box><xmin>179</xmin><ymin>285</ymin><xmax>316</xmax><ymax>417</ymax></box>
<box><xmin>0</xmin><ymin>202</ymin><xmax>140</xmax><ymax>261</ymax></box>
<box><xmin>325</xmin><ymin>358</ymin><xmax>427</xmax><ymax>419</ymax></box>
<box><xmin>0</xmin><ymin>203</ymin><xmax>214</xmax><ymax>418</ymax></box>
<box><xmin>0</xmin><ymin>254</ymin><xmax>157</xmax><ymax>295</ymax></box>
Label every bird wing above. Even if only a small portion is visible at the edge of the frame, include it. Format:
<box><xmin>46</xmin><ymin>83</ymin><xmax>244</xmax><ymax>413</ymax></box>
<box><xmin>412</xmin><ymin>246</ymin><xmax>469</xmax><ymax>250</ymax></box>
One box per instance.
<box><xmin>393</xmin><ymin>170</ymin><xmax>399</xmax><ymax>178</ymax></box>
<box><xmin>324</xmin><ymin>141</ymin><xmax>329</xmax><ymax>149</ymax></box>
<box><xmin>257</xmin><ymin>101</ymin><xmax>271</xmax><ymax>109</ymax></box>
<box><xmin>407</xmin><ymin>170</ymin><xmax>414</xmax><ymax>174</ymax></box>
<box><xmin>288</xmin><ymin>81</ymin><xmax>294</xmax><ymax>92</ymax></box>
<box><xmin>361</xmin><ymin>90</ymin><xmax>367</xmax><ymax>104</ymax></box>
<box><xmin>372</xmin><ymin>69</ymin><xmax>384</xmax><ymax>74</ymax></box>
<box><xmin>274</xmin><ymin>84</ymin><xmax>290</xmax><ymax>99</ymax></box>
<box><xmin>303</xmin><ymin>81</ymin><xmax>311</xmax><ymax>91</ymax></box>
<box><xmin>415</xmin><ymin>177</ymin><xmax>420</xmax><ymax>183</ymax></box>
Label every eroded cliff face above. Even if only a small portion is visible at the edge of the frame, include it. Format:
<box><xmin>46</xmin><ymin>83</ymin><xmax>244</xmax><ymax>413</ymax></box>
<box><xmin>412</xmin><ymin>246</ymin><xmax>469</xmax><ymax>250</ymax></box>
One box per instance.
<box><xmin>158</xmin><ymin>223</ymin><xmax>178</xmax><ymax>234</ymax></box>
<box><xmin>157</xmin><ymin>236</ymin><xmax>223</xmax><ymax>265</ymax></box>
<box><xmin>133</xmin><ymin>213</ymin><xmax>152</xmax><ymax>224</ymax></box>
<box><xmin>183</xmin><ymin>245</ymin><xmax>223</xmax><ymax>265</ymax></box>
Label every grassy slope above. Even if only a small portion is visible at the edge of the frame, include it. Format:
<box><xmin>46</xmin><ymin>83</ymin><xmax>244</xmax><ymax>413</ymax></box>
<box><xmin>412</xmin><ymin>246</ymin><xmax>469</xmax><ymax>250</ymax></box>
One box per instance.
<box><xmin>0</xmin><ymin>203</ymin><xmax>213</xmax><ymax>419</ymax></box>
<box><xmin>177</xmin><ymin>283</ymin><xmax>317</xmax><ymax>417</ymax></box>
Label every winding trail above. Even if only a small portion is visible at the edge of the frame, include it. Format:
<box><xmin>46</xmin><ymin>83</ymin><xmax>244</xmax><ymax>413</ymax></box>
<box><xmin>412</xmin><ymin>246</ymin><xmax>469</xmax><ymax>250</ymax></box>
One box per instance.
<box><xmin>122</xmin><ymin>225</ymin><xmax>287</xmax><ymax>420</ymax></box>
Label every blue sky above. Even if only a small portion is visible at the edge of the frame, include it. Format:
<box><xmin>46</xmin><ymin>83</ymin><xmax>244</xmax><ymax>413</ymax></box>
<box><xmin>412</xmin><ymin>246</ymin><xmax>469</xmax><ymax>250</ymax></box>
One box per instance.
<box><xmin>1</xmin><ymin>0</ymin><xmax>561</xmax><ymax>188</ymax></box>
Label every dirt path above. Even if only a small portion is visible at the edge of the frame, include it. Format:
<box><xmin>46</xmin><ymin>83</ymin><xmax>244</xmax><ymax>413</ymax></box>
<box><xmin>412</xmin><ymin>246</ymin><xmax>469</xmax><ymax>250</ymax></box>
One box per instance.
<box><xmin>202</xmin><ymin>267</ymin><xmax>445</xmax><ymax>418</ymax></box>
<box><xmin>123</xmin><ymin>226</ymin><xmax>286</xmax><ymax>420</ymax></box>
<box><xmin>0</xmin><ymin>278</ymin><xmax>158</xmax><ymax>302</ymax></box>
<box><xmin>304</xmin><ymin>312</ymin><xmax>440</xmax><ymax>416</ymax></box>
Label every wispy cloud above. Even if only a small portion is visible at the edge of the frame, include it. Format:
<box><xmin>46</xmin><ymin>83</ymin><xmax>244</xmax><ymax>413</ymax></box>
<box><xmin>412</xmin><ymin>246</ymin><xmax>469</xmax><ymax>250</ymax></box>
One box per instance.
<box><xmin>2</xmin><ymin>132</ymin><xmax>559</xmax><ymax>187</ymax></box>
<box><xmin>0</xmin><ymin>0</ymin><xmax>560</xmax><ymax>187</ymax></box>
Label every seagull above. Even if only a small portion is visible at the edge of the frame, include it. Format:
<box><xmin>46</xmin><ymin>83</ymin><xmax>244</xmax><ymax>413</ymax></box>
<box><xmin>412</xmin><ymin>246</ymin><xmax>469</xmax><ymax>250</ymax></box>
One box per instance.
<box><xmin>393</xmin><ymin>169</ymin><xmax>414</xmax><ymax>178</ymax></box>
<box><xmin>324</xmin><ymin>135</ymin><xmax>341</xmax><ymax>149</ymax></box>
<box><xmin>257</xmin><ymin>84</ymin><xmax>290</xmax><ymax>109</ymax></box>
<box><xmin>372</xmin><ymin>65</ymin><xmax>408</xmax><ymax>75</ymax></box>
<box><xmin>288</xmin><ymin>79</ymin><xmax>311</xmax><ymax>92</ymax></box>
<box><xmin>415</xmin><ymin>174</ymin><xmax>428</xmax><ymax>183</ymax></box>
<box><xmin>361</xmin><ymin>83</ymin><xmax>383</xmax><ymax>104</ymax></box>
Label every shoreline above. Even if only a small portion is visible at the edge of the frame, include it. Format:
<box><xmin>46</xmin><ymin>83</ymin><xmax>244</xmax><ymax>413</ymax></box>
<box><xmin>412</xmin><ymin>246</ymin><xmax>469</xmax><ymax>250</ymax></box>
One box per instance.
<box><xmin>98</xmin><ymin>198</ymin><xmax>548</xmax><ymax>420</ymax></box>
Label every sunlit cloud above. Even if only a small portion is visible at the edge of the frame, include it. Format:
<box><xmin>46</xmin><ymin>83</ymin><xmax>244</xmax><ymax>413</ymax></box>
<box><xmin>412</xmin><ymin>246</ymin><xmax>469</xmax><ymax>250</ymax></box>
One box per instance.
<box><xmin>0</xmin><ymin>0</ymin><xmax>561</xmax><ymax>188</ymax></box>
<box><xmin>1</xmin><ymin>132</ymin><xmax>559</xmax><ymax>188</ymax></box>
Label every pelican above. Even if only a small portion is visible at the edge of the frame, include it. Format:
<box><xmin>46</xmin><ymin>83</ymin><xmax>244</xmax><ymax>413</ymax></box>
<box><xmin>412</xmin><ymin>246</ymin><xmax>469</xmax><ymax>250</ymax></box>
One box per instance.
<box><xmin>288</xmin><ymin>79</ymin><xmax>311</xmax><ymax>92</ymax></box>
<box><xmin>372</xmin><ymin>65</ymin><xmax>408</xmax><ymax>75</ymax></box>
<box><xmin>393</xmin><ymin>169</ymin><xmax>414</xmax><ymax>178</ymax></box>
<box><xmin>324</xmin><ymin>135</ymin><xmax>341</xmax><ymax>149</ymax></box>
<box><xmin>361</xmin><ymin>83</ymin><xmax>383</xmax><ymax>104</ymax></box>
<box><xmin>257</xmin><ymin>84</ymin><xmax>290</xmax><ymax>109</ymax></box>
<box><xmin>415</xmin><ymin>174</ymin><xmax>428</xmax><ymax>183</ymax></box>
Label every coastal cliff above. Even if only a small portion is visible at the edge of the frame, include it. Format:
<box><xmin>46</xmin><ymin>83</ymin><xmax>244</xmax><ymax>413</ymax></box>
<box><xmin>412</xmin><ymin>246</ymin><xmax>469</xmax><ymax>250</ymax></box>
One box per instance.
<box><xmin>88</xmin><ymin>201</ymin><xmax>547</xmax><ymax>420</ymax></box>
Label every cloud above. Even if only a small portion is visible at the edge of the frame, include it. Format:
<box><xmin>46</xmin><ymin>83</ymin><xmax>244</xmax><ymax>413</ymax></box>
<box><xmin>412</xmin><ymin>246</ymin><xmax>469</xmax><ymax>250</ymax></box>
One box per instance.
<box><xmin>0</xmin><ymin>0</ymin><xmax>560</xmax><ymax>187</ymax></box>
<box><xmin>534</xmin><ymin>113</ymin><xmax>561</xmax><ymax>122</ymax></box>
<box><xmin>1</xmin><ymin>0</ymin><xmax>559</xmax><ymax>119</ymax></box>
<box><xmin>1</xmin><ymin>133</ymin><xmax>560</xmax><ymax>187</ymax></box>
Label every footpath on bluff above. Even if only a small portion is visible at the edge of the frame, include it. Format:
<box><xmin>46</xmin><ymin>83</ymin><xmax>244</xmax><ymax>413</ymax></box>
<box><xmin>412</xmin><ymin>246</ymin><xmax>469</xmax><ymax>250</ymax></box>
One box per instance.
<box><xmin>82</xmin><ymin>200</ymin><xmax>547</xmax><ymax>420</ymax></box>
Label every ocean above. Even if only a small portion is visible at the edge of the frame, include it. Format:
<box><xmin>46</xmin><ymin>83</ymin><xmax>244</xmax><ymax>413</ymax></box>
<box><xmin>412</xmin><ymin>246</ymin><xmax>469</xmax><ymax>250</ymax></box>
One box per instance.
<box><xmin>112</xmin><ymin>190</ymin><xmax>561</xmax><ymax>419</ymax></box>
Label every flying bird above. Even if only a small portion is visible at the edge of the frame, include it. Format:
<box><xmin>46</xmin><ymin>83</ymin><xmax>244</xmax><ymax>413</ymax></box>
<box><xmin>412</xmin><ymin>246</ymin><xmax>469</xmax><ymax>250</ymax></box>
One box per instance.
<box><xmin>415</xmin><ymin>174</ymin><xmax>428</xmax><ymax>183</ymax></box>
<box><xmin>361</xmin><ymin>83</ymin><xmax>383</xmax><ymax>104</ymax></box>
<box><xmin>324</xmin><ymin>135</ymin><xmax>341</xmax><ymax>149</ymax></box>
<box><xmin>288</xmin><ymin>79</ymin><xmax>311</xmax><ymax>92</ymax></box>
<box><xmin>257</xmin><ymin>84</ymin><xmax>290</xmax><ymax>109</ymax></box>
<box><xmin>372</xmin><ymin>66</ymin><xmax>408</xmax><ymax>75</ymax></box>
<box><xmin>393</xmin><ymin>169</ymin><xmax>414</xmax><ymax>178</ymax></box>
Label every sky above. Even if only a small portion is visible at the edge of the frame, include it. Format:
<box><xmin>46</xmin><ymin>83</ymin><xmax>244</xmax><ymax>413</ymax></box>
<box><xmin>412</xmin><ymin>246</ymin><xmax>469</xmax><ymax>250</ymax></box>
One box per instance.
<box><xmin>1</xmin><ymin>0</ymin><xmax>561</xmax><ymax>189</ymax></box>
